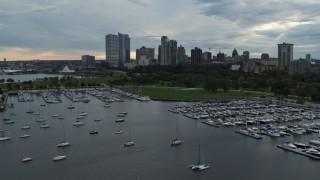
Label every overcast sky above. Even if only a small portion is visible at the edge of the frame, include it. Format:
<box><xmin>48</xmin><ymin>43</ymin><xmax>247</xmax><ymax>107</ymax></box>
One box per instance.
<box><xmin>1</xmin><ymin>0</ymin><xmax>320</xmax><ymax>60</ymax></box>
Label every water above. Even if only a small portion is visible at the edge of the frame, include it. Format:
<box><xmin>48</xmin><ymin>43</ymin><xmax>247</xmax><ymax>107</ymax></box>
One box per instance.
<box><xmin>0</xmin><ymin>74</ymin><xmax>71</xmax><ymax>82</ymax></box>
<box><xmin>0</xmin><ymin>94</ymin><xmax>319</xmax><ymax>180</ymax></box>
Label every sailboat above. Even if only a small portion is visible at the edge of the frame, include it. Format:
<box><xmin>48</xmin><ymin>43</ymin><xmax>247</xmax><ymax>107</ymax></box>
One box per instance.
<box><xmin>115</xmin><ymin>124</ymin><xmax>124</xmax><ymax>134</ymax></box>
<box><xmin>26</xmin><ymin>101</ymin><xmax>34</xmax><ymax>113</ymax></box>
<box><xmin>36</xmin><ymin>108</ymin><xmax>45</xmax><ymax>122</ymax></box>
<box><xmin>73</xmin><ymin>112</ymin><xmax>84</xmax><ymax>126</ymax></box>
<box><xmin>124</xmin><ymin>129</ymin><xmax>135</xmax><ymax>147</ymax></box>
<box><xmin>57</xmin><ymin>123</ymin><xmax>70</xmax><ymax>147</ymax></box>
<box><xmin>53</xmin><ymin>155</ymin><xmax>66</xmax><ymax>161</ymax></box>
<box><xmin>3</xmin><ymin>109</ymin><xmax>14</xmax><ymax>124</ymax></box>
<box><xmin>67</xmin><ymin>101</ymin><xmax>75</xmax><ymax>109</ymax></box>
<box><xmin>189</xmin><ymin>144</ymin><xmax>210</xmax><ymax>171</ymax></box>
<box><xmin>0</xmin><ymin>121</ymin><xmax>11</xmax><ymax>141</ymax></box>
<box><xmin>171</xmin><ymin>124</ymin><xmax>183</xmax><ymax>146</ymax></box>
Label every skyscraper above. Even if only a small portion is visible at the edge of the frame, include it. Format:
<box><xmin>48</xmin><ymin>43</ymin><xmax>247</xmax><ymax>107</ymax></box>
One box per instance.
<box><xmin>191</xmin><ymin>47</ymin><xmax>202</xmax><ymax>64</ymax></box>
<box><xmin>278</xmin><ymin>42</ymin><xmax>293</xmax><ymax>68</ymax></box>
<box><xmin>118</xmin><ymin>32</ymin><xmax>130</xmax><ymax>67</ymax></box>
<box><xmin>105</xmin><ymin>34</ymin><xmax>119</xmax><ymax>67</ymax></box>
<box><xmin>160</xmin><ymin>36</ymin><xmax>169</xmax><ymax>65</ymax></box>
<box><xmin>168</xmin><ymin>40</ymin><xmax>177</xmax><ymax>65</ymax></box>
<box><xmin>177</xmin><ymin>45</ymin><xmax>187</xmax><ymax>64</ymax></box>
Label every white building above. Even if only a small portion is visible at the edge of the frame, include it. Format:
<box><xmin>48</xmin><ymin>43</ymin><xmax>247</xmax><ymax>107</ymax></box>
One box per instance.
<box><xmin>105</xmin><ymin>34</ymin><xmax>119</xmax><ymax>67</ymax></box>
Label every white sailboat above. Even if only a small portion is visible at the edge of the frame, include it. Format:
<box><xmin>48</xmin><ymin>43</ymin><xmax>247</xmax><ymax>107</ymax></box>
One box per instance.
<box><xmin>26</xmin><ymin>101</ymin><xmax>34</xmax><ymax>113</ymax></box>
<box><xmin>124</xmin><ymin>129</ymin><xmax>135</xmax><ymax>147</ymax></box>
<box><xmin>0</xmin><ymin>121</ymin><xmax>10</xmax><ymax>141</ymax></box>
<box><xmin>19</xmin><ymin>134</ymin><xmax>31</xmax><ymax>138</ymax></box>
<box><xmin>189</xmin><ymin>144</ymin><xmax>210</xmax><ymax>171</ymax></box>
<box><xmin>22</xmin><ymin>156</ymin><xmax>32</xmax><ymax>162</ymax></box>
<box><xmin>36</xmin><ymin>108</ymin><xmax>45</xmax><ymax>122</ymax></box>
<box><xmin>171</xmin><ymin>124</ymin><xmax>183</xmax><ymax>146</ymax></box>
<box><xmin>115</xmin><ymin>124</ymin><xmax>124</xmax><ymax>134</ymax></box>
<box><xmin>52</xmin><ymin>155</ymin><xmax>66</xmax><ymax>161</ymax></box>
<box><xmin>57</xmin><ymin>123</ymin><xmax>70</xmax><ymax>147</ymax></box>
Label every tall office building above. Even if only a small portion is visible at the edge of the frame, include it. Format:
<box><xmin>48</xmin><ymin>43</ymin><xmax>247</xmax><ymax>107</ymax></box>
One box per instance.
<box><xmin>177</xmin><ymin>45</ymin><xmax>187</xmax><ymax>64</ymax></box>
<box><xmin>105</xmin><ymin>34</ymin><xmax>119</xmax><ymax>67</ymax></box>
<box><xmin>81</xmin><ymin>55</ymin><xmax>95</xmax><ymax>68</ymax></box>
<box><xmin>118</xmin><ymin>32</ymin><xmax>130</xmax><ymax>67</ymax></box>
<box><xmin>168</xmin><ymin>40</ymin><xmax>177</xmax><ymax>65</ymax></box>
<box><xmin>232</xmin><ymin>49</ymin><xmax>239</xmax><ymax>58</ymax></box>
<box><xmin>160</xmin><ymin>36</ymin><xmax>169</xmax><ymax>65</ymax></box>
<box><xmin>191</xmin><ymin>47</ymin><xmax>202</xmax><ymax>64</ymax></box>
<box><xmin>278</xmin><ymin>42</ymin><xmax>293</xmax><ymax>68</ymax></box>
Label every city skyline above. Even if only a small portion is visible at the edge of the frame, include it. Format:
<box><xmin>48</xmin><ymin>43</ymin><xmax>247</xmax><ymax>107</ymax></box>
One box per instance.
<box><xmin>1</xmin><ymin>0</ymin><xmax>320</xmax><ymax>60</ymax></box>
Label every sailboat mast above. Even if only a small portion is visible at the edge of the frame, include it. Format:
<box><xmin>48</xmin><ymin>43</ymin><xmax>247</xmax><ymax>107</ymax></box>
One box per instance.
<box><xmin>198</xmin><ymin>144</ymin><xmax>201</xmax><ymax>164</ymax></box>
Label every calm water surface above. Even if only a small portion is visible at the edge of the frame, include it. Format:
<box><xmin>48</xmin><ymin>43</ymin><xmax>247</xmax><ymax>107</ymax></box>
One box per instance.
<box><xmin>0</xmin><ymin>94</ymin><xmax>319</xmax><ymax>180</ymax></box>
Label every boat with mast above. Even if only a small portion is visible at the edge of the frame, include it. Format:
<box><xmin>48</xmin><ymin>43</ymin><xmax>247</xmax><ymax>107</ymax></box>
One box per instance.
<box><xmin>26</xmin><ymin>101</ymin><xmax>34</xmax><ymax>113</ymax></box>
<box><xmin>124</xmin><ymin>129</ymin><xmax>135</xmax><ymax>147</ymax></box>
<box><xmin>0</xmin><ymin>120</ymin><xmax>11</xmax><ymax>141</ymax></box>
<box><xmin>171</xmin><ymin>124</ymin><xmax>183</xmax><ymax>146</ymax></box>
<box><xmin>115</xmin><ymin>123</ymin><xmax>124</xmax><ymax>134</ymax></box>
<box><xmin>57</xmin><ymin>122</ymin><xmax>70</xmax><ymax>147</ymax></box>
<box><xmin>189</xmin><ymin>144</ymin><xmax>210</xmax><ymax>171</ymax></box>
<box><xmin>36</xmin><ymin>108</ymin><xmax>45</xmax><ymax>122</ymax></box>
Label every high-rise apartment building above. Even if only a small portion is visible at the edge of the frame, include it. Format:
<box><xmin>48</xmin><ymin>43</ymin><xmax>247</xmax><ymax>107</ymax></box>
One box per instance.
<box><xmin>81</xmin><ymin>55</ymin><xmax>95</xmax><ymax>68</ymax></box>
<box><xmin>278</xmin><ymin>42</ymin><xmax>293</xmax><ymax>68</ymax></box>
<box><xmin>177</xmin><ymin>45</ymin><xmax>187</xmax><ymax>64</ymax></box>
<box><xmin>191</xmin><ymin>47</ymin><xmax>202</xmax><ymax>64</ymax></box>
<box><xmin>160</xmin><ymin>36</ymin><xmax>169</xmax><ymax>65</ymax></box>
<box><xmin>105</xmin><ymin>34</ymin><xmax>119</xmax><ymax>67</ymax></box>
<box><xmin>118</xmin><ymin>32</ymin><xmax>130</xmax><ymax>67</ymax></box>
<box><xmin>168</xmin><ymin>40</ymin><xmax>177</xmax><ymax>65</ymax></box>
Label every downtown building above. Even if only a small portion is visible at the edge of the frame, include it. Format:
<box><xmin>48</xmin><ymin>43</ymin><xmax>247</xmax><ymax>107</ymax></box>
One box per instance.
<box><xmin>191</xmin><ymin>47</ymin><xmax>202</xmax><ymax>64</ymax></box>
<box><xmin>81</xmin><ymin>55</ymin><xmax>95</xmax><ymax>68</ymax></box>
<box><xmin>278</xmin><ymin>42</ymin><xmax>293</xmax><ymax>68</ymax></box>
<box><xmin>159</xmin><ymin>36</ymin><xmax>178</xmax><ymax>65</ymax></box>
<box><xmin>105</xmin><ymin>32</ymin><xmax>130</xmax><ymax>67</ymax></box>
<box><xmin>136</xmin><ymin>46</ymin><xmax>155</xmax><ymax>66</ymax></box>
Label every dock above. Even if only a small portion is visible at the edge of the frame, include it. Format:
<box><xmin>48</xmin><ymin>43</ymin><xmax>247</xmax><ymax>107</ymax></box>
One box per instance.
<box><xmin>202</xmin><ymin>121</ymin><xmax>220</xmax><ymax>128</ymax></box>
<box><xmin>277</xmin><ymin>145</ymin><xmax>320</xmax><ymax>160</ymax></box>
<box><xmin>235</xmin><ymin>130</ymin><xmax>262</xmax><ymax>139</ymax></box>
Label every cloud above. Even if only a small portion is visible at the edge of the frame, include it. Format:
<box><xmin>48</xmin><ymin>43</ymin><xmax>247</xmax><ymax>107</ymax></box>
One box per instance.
<box><xmin>31</xmin><ymin>6</ymin><xmax>59</xmax><ymax>13</ymax></box>
<box><xmin>128</xmin><ymin>0</ymin><xmax>151</xmax><ymax>7</ymax></box>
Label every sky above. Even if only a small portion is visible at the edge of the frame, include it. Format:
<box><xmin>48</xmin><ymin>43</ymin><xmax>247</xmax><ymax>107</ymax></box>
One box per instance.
<box><xmin>1</xmin><ymin>0</ymin><xmax>320</xmax><ymax>60</ymax></box>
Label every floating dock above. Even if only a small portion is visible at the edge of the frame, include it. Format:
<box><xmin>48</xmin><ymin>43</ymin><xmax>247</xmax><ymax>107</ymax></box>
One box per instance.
<box><xmin>235</xmin><ymin>130</ymin><xmax>262</xmax><ymax>139</ymax></box>
<box><xmin>277</xmin><ymin>145</ymin><xmax>320</xmax><ymax>160</ymax></box>
<box><xmin>202</xmin><ymin>121</ymin><xmax>220</xmax><ymax>128</ymax></box>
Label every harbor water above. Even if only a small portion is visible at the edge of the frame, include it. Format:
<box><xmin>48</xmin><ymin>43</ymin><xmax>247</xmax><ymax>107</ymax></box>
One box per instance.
<box><xmin>0</xmin><ymin>94</ymin><xmax>320</xmax><ymax>180</ymax></box>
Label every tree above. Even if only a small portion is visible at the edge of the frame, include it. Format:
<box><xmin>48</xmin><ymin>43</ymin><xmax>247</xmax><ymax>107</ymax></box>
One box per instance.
<box><xmin>6</xmin><ymin>78</ymin><xmax>14</xmax><ymax>83</ymax></box>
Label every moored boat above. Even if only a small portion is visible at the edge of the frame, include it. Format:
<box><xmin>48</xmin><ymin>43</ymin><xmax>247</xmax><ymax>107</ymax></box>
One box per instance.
<box><xmin>22</xmin><ymin>157</ymin><xmax>32</xmax><ymax>162</ymax></box>
<box><xmin>52</xmin><ymin>155</ymin><xmax>66</xmax><ymax>161</ymax></box>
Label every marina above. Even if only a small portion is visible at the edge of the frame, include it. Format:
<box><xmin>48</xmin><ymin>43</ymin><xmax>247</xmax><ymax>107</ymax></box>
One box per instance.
<box><xmin>1</xmin><ymin>93</ymin><xmax>320</xmax><ymax>180</ymax></box>
<box><xmin>277</xmin><ymin>143</ymin><xmax>320</xmax><ymax>160</ymax></box>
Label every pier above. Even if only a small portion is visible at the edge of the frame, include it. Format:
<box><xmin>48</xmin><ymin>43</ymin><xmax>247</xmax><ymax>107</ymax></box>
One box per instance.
<box><xmin>277</xmin><ymin>145</ymin><xmax>320</xmax><ymax>160</ymax></box>
<box><xmin>235</xmin><ymin>130</ymin><xmax>263</xmax><ymax>139</ymax></box>
<box><xmin>202</xmin><ymin>120</ymin><xmax>220</xmax><ymax>128</ymax></box>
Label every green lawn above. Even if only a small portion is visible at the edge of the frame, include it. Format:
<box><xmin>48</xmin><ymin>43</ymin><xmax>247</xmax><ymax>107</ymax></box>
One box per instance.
<box><xmin>123</xmin><ymin>86</ymin><xmax>270</xmax><ymax>100</ymax></box>
<box><xmin>78</xmin><ymin>76</ymin><xmax>117</xmax><ymax>84</ymax></box>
